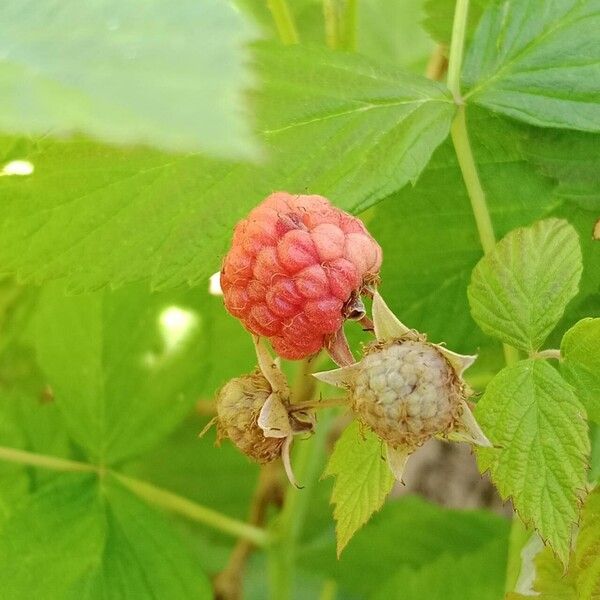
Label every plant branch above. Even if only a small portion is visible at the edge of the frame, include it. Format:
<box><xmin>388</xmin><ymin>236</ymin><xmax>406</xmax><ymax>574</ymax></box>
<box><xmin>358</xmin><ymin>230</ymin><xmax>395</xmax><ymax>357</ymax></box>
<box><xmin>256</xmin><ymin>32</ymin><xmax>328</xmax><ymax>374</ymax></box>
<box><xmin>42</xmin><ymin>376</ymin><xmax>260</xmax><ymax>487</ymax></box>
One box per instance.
<box><xmin>268</xmin><ymin>0</ymin><xmax>300</xmax><ymax>45</ymax></box>
<box><xmin>447</xmin><ymin>0</ymin><xmax>469</xmax><ymax>102</ymax></box>
<box><xmin>0</xmin><ymin>446</ymin><xmax>96</xmax><ymax>473</ymax></box>
<box><xmin>532</xmin><ymin>348</ymin><xmax>561</xmax><ymax>361</ymax></box>
<box><xmin>214</xmin><ymin>462</ymin><xmax>282</xmax><ymax>599</ymax></box>
<box><xmin>114</xmin><ymin>473</ymin><xmax>269</xmax><ymax>547</ymax></box>
<box><xmin>341</xmin><ymin>0</ymin><xmax>358</xmax><ymax>52</ymax></box>
<box><xmin>288</xmin><ymin>397</ymin><xmax>349</xmax><ymax>413</ymax></box>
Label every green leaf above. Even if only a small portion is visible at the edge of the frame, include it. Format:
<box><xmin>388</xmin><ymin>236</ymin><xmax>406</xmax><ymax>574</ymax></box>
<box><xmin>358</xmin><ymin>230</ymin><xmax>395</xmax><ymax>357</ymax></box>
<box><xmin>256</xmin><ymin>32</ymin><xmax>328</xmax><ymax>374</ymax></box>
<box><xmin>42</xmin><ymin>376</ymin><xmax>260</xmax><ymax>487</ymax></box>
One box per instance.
<box><xmin>464</xmin><ymin>0</ymin><xmax>600</xmax><ymax>132</ymax></box>
<box><xmin>475</xmin><ymin>360</ymin><xmax>589</xmax><ymax>564</ymax></box>
<box><xmin>0</xmin><ymin>0</ymin><xmax>256</xmax><ymax>157</ymax></box>
<box><xmin>561</xmin><ymin>318</ymin><xmax>600</xmax><ymax>423</ymax></box>
<box><xmin>523</xmin><ymin>129</ymin><xmax>600</xmax><ymax>208</ymax></box>
<box><xmin>422</xmin><ymin>0</ymin><xmax>488</xmax><ymax>46</ymax></box>
<box><xmin>574</xmin><ymin>485</ymin><xmax>600</xmax><ymax>600</ymax></box>
<box><xmin>70</xmin><ymin>476</ymin><xmax>212</xmax><ymax>599</ymax></box>
<box><xmin>33</xmin><ymin>283</ymin><xmax>208</xmax><ymax>464</ymax></box>
<box><xmin>324</xmin><ymin>421</ymin><xmax>394</xmax><ymax>555</ymax></box>
<box><xmin>468</xmin><ymin>218</ymin><xmax>582</xmax><ymax>354</ymax></box>
<box><xmin>0</xmin><ymin>475</ymin><xmax>106</xmax><ymax>600</ymax></box>
<box><xmin>255</xmin><ymin>42</ymin><xmax>455</xmax><ymax>213</ymax></box>
<box><xmin>371</xmin><ymin>539</ymin><xmax>507</xmax><ymax>600</ymax></box>
<box><xmin>0</xmin><ymin>44</ymin><xmax>454</xmax><ymax>290</ymax></box>
<box><xmin>298</xmin><ymin>495</ymin><xmax>510</xmax><ymax>598</ymax></box>
<box><xmin>517</xmin><ymin>486</ymin><xmax>600</xmax><ymax>599</ymax></box>
<box><xmin>0</xmin><ymin>474</ymin><xmax>212</xmax><ymax>599</ymax></box>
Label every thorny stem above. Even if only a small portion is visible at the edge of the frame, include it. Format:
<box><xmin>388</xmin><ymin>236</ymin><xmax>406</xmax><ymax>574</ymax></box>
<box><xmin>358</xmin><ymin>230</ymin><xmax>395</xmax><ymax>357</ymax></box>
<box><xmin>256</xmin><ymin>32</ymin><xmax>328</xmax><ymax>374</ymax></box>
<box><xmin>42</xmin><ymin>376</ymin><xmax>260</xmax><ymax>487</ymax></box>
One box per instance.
<box><xmin>268</xmin><ymin>0</ymin><xmax>300</xmax><ymax>45</ymax></box>
<box><xmin>426</xmin><ymin>44</ymin><xmax>448</xmax><ymax>82</ymax></box>
<box><xmin>447</xmin><ymin>0</ymin><xmax>525</xmax><ymax>592</ymax></box>
<box><xmin>0</xmin><ymin>445</ymin><xmax>268</xmax><ymax>547</ymax></box>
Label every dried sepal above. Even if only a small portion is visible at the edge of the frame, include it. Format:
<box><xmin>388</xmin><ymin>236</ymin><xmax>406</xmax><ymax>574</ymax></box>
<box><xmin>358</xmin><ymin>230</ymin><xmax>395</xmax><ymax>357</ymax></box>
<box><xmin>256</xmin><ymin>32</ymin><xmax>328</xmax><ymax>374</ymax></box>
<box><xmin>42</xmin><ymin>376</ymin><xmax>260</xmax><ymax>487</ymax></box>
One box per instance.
<box><xmin>386</xmin><ymin>444</ymin><xmax>412</xmax><ymax>484</ymax></box>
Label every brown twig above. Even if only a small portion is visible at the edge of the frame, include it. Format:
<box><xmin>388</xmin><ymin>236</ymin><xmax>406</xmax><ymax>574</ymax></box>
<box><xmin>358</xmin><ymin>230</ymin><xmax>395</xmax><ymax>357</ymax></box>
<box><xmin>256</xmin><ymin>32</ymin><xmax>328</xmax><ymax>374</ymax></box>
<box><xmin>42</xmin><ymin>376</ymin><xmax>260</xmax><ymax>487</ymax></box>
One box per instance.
<box><xmin>426</xmin><ymin>44</ymin><xmax>449</xmax><ymax>81</ymax></box>
<box><xmin>213</xmin><ymin>462</ymin><xmax>282</xmax><ymax>600</ymax></box>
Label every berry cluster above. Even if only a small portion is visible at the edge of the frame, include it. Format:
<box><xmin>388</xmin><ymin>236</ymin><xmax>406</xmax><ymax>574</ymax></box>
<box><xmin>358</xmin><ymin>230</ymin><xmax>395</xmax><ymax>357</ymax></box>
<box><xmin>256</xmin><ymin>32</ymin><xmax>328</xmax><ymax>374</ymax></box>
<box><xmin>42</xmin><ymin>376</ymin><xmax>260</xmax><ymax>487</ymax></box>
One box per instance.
<box><xmin>211</xmin><ymin>192</ymin><xmax>489</xmax><ymax>485</ymax></box>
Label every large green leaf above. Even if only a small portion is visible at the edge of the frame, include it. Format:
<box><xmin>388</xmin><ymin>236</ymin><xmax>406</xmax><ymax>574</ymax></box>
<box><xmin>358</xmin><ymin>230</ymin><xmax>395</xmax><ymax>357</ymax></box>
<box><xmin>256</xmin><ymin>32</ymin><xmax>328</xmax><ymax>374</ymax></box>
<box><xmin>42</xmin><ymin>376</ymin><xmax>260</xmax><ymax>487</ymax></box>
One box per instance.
<box><xmin>475</xmin><ymin>360</ymin><xmax>589</xmax><ymax>564</ymax></box>
<box><xmin>33</xmin><ymin>283</ymin><xmax>207</xmax><ymax>464</ymax></box>
<box><xmin>0</xmin><ymin>0</ymin><xmax>256</xmax><ymax>157</ymax></box>
<box><xmin>370</xmin><ymin>108</ymin><xmax>597</xmax><ymax>358</ymax></box>
<box><xmin>371</xmin><ymin>539</ymin><xmax>507</xmax><ymax>600</ymax></box>
<box><xmin>0</xmin><ymin>474</ymin><xmax>212</xmax><ymax>599</ymax></box>
<box><xmin>0</xmin><ymin>475</ymin><xmax>106</xmax><ymax>600</ymax></box>
<box><xmin>464</xmin><ymin>0</ymin><xmax>600</xmax><ymax>132</ymax></box>
<box><xmin>0</xmin><ymin>44</ymin><xmax>453</xmax><ymax>290</ymax></box>
<box><xmin>69</xmin><ymin>477</ymin><xmax>212</xmax><ymax>599</ymax></box>
<box><xmin>468</xmin><ymin>218</ymin><xmax>582</xmax><ymax>354</ymax></box>
<box><xmin>298</xmin><ymin>495</ymin><xmax>510</xmax><ymax>598</ymax></box>
<box><xmin>324</xmin><ymin>421</ymin><xmax>394</xmax><ymax>555</ymax></box>
<box><xmin>561</xmin><ymin>318</ymin><xmax>600</xmax><ymax>424</ymax></box>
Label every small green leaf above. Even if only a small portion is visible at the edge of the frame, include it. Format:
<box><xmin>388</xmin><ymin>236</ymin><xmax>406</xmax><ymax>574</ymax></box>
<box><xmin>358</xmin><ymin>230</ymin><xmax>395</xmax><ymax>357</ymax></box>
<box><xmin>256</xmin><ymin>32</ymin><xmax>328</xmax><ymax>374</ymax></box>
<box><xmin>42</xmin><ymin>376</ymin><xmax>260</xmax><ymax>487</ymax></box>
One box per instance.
<box><xmin>324</xmin><ymin>421</ymin><xmax>394</xmax><ymax>555</ymax></box>
<box><xmin>475</xmin><ymin>360</ymin><xmax>589</xmax><ymax>564</ymax></box>
<box><xmin>0</xmin><ymin>0</ymin><xmax>257</xmax><ymax>157</ymax></box>
<box><xmin>33</xmin><ymin>283</ymin><xmax>208</xmax><ymax>464</ymax></box>
<box><xmin>574</xmin><ymin>485</ymin><xmax>600</xmax><ymax>600</ymax></box>
<box><xmin>561</xmin><ymin>318</ymin><xmax>600</xmax><ymax>424</ymax></box>
<box><xmin>464</xmin><ymin>0</ymin><xmax>600</xmax><ymax>132</ymax></box>
<box><xmin>371</xmin><ymin>539</ymin><xmax>507</xmax><ymax>600</ymax></box>
<box><xmin>468</xmin><ymin>218</ymin><xmax>582</xmax><ymax>354</ymax></box>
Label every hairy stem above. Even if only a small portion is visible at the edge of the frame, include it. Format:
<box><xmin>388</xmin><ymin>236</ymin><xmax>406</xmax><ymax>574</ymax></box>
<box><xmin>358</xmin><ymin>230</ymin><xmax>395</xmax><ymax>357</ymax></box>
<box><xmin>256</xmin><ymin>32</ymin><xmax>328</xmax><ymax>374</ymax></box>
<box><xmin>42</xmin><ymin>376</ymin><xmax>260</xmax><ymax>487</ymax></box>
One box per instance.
<box><xmin>268</xmin><ymin>0</ymin><xmax>300</xmax><ymax>45</ymax></box>
<box><xmin>532</xmin><ymin>348</ymin><xmax>561</xmax><ymax>361</ymax></box>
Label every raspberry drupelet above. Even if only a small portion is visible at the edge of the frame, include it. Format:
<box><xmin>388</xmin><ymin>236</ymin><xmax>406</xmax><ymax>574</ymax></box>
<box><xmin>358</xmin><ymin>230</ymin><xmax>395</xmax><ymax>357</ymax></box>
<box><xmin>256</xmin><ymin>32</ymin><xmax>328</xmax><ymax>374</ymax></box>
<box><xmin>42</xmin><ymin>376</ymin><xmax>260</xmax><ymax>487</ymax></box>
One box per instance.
<box><xmin>221</xmin><ymin>192</ymin><xmax>382</xmax><ymax>362</ymax></box>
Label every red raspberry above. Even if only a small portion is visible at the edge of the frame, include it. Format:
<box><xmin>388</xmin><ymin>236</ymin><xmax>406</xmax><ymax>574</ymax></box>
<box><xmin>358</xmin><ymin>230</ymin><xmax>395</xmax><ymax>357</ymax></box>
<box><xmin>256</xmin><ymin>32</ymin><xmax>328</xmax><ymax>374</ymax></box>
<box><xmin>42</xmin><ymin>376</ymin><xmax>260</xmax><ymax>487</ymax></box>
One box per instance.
<box><xmin>221</xmin><ymin>192</ymin><xmax>382</xmax><ymax>360</ymax></box>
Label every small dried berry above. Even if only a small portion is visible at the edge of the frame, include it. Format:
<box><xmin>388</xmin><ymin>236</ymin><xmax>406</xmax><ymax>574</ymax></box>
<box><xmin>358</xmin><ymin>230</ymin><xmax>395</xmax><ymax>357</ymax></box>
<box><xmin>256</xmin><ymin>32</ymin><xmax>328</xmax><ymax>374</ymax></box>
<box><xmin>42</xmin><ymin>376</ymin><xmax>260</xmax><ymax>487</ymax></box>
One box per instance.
<box><xmin>216</xmin><ymin>372</ymin><xmax>284</xmax><ymax>464</ymax></box>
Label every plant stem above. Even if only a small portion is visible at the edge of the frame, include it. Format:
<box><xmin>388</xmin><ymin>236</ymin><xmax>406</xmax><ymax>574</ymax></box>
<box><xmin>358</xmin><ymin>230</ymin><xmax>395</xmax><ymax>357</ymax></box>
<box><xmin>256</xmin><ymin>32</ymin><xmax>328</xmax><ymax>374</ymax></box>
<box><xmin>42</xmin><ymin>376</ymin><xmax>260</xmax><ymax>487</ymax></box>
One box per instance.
<box><xmin>450</xmin><ymin>107</ymin><xmax>495</xmax><ymax>254</ymax></box>
<box><xmin>447</xmin><ymin>0</ymin><xmax>469</xmax><ymax>102</ymax></box>
<box><xmin>341</xmin><ymin>0</ymin><xmax>358</xmax><ymax>52</ymax></box>
<box><xmin>323</xmin><ymin>0</ymin><xmax>339</xmax><ymax>50</ymax></box>
<box><xmin>447</xmin><ymin>2</ymin><xmax>525</xmax><ymax>591</ymax></box>
<box><xmin>289</xmin><ymin>397</ymin><xmax>348</xmax><ymax>413</ymax></box>
<box><xmin>268</xmin><ymin>411</ymin><xmax>333</xmax><ymax>599</ymax></box>
<box><xmin>114</xmin><ymin>473</ymin><xmax>269</xmax><ymax>547</ymax></box>
<box><xmin>532</xmin><ymin>348</ymin><xmax>561</xmax><ymax>361</ymax></box>
<box><xmin>0</xmin><ymin>446</ymin><xmax>95</xmax><ymax>473</ymax></box>
<box><xmin>268</xmin><ymin>0</ymin><xmax>300</xmax><ymax>45</ymax></box>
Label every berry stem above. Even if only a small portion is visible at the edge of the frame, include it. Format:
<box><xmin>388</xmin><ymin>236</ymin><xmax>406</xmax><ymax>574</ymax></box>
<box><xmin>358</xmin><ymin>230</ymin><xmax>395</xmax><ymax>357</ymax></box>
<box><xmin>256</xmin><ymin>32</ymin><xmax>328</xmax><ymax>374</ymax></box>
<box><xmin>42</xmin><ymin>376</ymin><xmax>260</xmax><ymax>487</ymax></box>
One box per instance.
<box><xmin>288</xmin><ymin>397</ymin><xmax>348</xmax><ymax>412</ymax></box>
<box><xmin>267</xmin><ymin>0</ymin><xmax>300</xmax><ymax>45</ymax></box>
